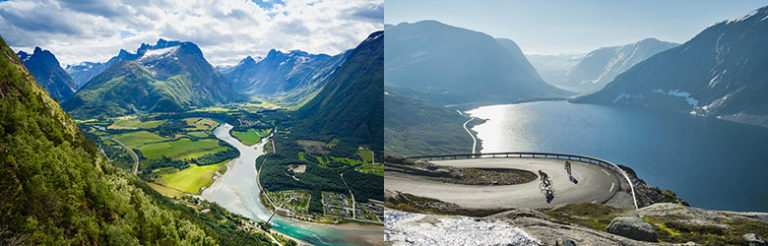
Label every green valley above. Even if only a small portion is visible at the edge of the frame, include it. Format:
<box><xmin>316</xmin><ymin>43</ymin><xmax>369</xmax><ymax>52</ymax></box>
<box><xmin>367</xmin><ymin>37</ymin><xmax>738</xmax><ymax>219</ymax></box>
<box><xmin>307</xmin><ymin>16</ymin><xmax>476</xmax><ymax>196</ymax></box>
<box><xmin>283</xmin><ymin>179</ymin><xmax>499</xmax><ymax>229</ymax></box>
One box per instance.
<box><xmin>256</xmin><ymin>31</ymin><xmax>384</xmax><ymax>225</ymax></box>
<box><xmin>80</xmin><ymin>116</ymin><xmax>244</xmax><ymax>197</ymax></box>
<box><xmin>0</xmin><ymin>35</ymin><xmax>275</xmax><ymax>245</ymax></box>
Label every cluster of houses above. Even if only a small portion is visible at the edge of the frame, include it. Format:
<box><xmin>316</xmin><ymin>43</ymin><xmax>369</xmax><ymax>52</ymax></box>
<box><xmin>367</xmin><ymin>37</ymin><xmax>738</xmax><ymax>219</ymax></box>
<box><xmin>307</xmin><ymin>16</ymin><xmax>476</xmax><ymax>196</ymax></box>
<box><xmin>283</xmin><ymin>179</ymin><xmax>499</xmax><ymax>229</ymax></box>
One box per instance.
<box><xmin>322</xmin><ymin>192</ymin><xmax>354</xmax><ymax>218</ymax></box>
<box><xmin>355</xmin><ymin>201</ymin><xmax>384</xmax><ymax>221</ymax></box>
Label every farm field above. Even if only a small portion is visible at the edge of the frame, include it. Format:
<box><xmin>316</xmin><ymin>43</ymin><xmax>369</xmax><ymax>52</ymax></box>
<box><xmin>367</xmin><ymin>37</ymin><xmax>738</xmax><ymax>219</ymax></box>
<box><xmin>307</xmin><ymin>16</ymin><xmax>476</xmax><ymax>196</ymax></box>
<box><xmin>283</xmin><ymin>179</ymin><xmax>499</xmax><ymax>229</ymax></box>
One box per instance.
<box><xmin>81</xmin><ymin>116</ymin><xmax>241</xmax><ymax>198</ymax></box>
<box><xmin>183</xmin><ymin>117</ymin><xmax>220</xmax><ymax>131</ymax></box>
<box><xmin>154</xmin><ymin>160</ymin><xmax>229</xmax><ymax>194</ymax></box>
<box><xmin>355</xmin><ymin>162</ymin><xmax>383</xmax><ymax>176</ymax></box>
<box><xmin>113</xmin><ymin>131</ymin><xmax>167</xmax><ymax>148</ymax></box>
<box><xmin>232</xmin><ymin>128</ymin><xmax>272</xmax><ymax>146</ymax></box>
<box><xmin>147</xmin><ymin>182</ymin><xmax>186</xmax><ymax>198</ymax></box>
<box><xmin>356</xmin><ymin>149</ymin><xmax>374</xmax><ymax>163</ymax></box>
<box><xmin>108</xmin><ymin>119</ymin><xmax>165</xmax><ymax>130</ymax></box>
<box><xmin>137</xmin><ymin>138</ymin><xmax>223</xmax><ymax>160</ymax></box>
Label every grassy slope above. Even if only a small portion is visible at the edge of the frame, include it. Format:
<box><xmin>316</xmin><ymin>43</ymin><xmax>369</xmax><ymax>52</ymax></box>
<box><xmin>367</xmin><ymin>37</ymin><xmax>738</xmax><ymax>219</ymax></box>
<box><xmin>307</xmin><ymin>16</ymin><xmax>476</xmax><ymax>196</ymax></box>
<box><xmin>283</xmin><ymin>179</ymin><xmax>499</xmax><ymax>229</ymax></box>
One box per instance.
<box><xmin>384</xmin><ymin>90</ymin><xmax>475</xmax><ymax>156</ymax></box>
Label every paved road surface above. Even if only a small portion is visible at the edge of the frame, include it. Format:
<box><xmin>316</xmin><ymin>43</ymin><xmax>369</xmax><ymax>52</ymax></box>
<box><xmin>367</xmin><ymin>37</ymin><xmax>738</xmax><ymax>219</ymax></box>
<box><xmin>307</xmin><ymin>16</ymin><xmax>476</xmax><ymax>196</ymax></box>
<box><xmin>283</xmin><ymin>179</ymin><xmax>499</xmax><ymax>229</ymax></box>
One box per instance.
<box><xmin>103</xmin><ymin>136</ymin><xmax>139</xmax><ymax>175</ymax></box>
<box><xmin>385</xmin><ymin>158</ymin><xmax>624</xmax><ymax>209</ymax></box>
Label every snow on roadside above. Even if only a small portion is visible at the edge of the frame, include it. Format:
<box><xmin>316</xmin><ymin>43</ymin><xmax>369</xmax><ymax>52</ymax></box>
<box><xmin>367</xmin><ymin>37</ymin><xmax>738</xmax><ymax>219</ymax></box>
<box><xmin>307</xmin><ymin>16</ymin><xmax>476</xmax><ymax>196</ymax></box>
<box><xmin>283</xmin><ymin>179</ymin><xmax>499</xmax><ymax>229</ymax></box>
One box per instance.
<box><xmin>385</xmin><ymin>210</ymin><xmax>540</xmax><ymax>245</ymax></box>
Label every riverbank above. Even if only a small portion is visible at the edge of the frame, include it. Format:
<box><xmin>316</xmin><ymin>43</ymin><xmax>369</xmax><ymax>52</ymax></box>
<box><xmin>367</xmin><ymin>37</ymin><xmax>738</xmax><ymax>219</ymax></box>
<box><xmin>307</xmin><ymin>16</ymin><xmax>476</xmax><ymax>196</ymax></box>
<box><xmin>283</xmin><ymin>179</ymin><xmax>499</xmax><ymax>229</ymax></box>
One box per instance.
<box><xmin>203</xmin><ymin>123</ymin><xmax>384</xmax><ymax>246</ymax></box>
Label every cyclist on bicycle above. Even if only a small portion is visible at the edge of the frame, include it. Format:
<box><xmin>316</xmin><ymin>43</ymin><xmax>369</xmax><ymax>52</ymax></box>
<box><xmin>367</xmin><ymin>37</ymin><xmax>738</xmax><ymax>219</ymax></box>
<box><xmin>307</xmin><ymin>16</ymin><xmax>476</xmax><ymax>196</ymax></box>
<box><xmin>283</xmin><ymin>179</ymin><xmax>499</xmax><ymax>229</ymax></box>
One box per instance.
<box><xmin>564</xmin><ymin>161</ymin><xmax>572</xmax><ymax>175</ymax></box>
<box><xmin>538</xmin><ymin>169</ymin><xmax>551</xmax><ymax>186</ymax></box>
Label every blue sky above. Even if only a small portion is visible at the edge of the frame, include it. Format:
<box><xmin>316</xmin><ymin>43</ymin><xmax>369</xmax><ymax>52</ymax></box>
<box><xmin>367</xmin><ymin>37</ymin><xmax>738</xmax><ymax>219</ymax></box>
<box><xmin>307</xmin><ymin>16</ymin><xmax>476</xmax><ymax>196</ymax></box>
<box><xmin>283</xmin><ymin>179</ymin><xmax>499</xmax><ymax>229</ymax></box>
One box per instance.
<box><xmin>385</xmin><ymin>0</ymin><xmax>768</xmax><ymax>54</ymax></box>
<box><xmin>0</xmin><ymin>0</ymin><xmax>382</xmax><ymax>66</ymax></box>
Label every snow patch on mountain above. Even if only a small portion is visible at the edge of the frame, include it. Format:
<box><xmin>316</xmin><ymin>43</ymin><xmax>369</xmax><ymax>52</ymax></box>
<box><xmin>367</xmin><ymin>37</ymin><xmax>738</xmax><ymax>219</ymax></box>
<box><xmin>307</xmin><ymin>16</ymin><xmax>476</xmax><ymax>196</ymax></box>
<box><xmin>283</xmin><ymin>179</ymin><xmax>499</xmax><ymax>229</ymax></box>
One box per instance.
<box><xmin>384</xmin><ymin>210</ymin><xmax>540</xmax><ymax>245</ymax></box>
<box><xmin>653</xmin><ymin>89</ymin><xmax>698</xmax><ymax>107</ymax></box>
<box><xmin>138</xmin><ymin>46</ymin><xmax>179</xmax><ymax>61</ymax></box>
<box><xmin>612</xmin><ymin>93</ymin><xmax>644</xmax><ymax>103</ymax></box>
<box><xmin>728</xmin><ymin>9</ymin><xmax>759</xmax><ymax>23</ymax></box>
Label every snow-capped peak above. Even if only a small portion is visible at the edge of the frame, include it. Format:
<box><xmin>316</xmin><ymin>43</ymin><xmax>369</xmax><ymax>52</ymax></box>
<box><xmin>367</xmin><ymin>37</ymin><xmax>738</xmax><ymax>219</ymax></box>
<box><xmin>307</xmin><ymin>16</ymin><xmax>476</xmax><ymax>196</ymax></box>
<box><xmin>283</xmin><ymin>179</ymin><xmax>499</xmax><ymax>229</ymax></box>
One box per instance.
<box><xmin>364</xmin><ymin>31</ymin><xmax>383</xmax><ymax>43</ymax></box>
<box><xmin>728</xmin><ymin>10</ymin><xmax>758</xmax><ymax>23</ymax></box>
<box><xmin>138</xmin><ymin>46</ymin><xmax>179</xmax><ymax>61</ymax></box>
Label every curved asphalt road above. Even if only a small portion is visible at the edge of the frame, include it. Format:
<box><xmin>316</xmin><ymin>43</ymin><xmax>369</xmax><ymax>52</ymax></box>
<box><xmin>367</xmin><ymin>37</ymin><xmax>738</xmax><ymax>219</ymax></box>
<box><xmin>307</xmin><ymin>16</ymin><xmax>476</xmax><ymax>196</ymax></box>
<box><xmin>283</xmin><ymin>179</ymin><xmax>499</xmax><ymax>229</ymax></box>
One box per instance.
<box><xmin>102</xmin><ymin>136</ymin><xmax>140</xmax><ymax>175</ymax></box>
<box><xmin>385</xmin><ymin>158</ymin><xmax>624</xmax><ymax>209</ymax></box>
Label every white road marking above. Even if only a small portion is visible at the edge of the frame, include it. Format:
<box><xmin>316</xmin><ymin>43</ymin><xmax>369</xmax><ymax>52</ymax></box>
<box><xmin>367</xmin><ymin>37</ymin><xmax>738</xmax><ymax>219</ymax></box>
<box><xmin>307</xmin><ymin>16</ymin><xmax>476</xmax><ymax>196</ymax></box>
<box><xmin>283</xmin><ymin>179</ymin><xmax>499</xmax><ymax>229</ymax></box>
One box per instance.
<box><xmin>610</xmin><ymin>182</ymin><xmax>615</xmax><ymax>192</ymax></box>
<box><xmin>601</xmin><ymin>169</ymin><xmax>611</xmax><ymax>177</ymax></box>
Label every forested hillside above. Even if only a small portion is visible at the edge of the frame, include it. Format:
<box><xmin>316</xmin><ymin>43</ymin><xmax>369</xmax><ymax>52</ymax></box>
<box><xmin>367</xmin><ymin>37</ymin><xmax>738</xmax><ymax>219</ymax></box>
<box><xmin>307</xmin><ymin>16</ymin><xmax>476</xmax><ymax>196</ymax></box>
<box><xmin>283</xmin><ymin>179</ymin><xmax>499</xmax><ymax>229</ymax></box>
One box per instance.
<box><xmin>0</xmin><ymin>35</ymin><xmax>270</xmax><ymax>245</ymax></box>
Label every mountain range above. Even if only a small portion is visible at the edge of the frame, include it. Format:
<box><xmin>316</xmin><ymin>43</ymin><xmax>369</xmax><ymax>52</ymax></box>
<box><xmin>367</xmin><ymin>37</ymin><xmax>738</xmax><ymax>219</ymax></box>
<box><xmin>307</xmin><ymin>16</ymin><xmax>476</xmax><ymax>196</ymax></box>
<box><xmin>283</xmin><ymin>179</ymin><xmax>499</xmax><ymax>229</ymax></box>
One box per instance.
<box><xmin>525</xmin><ymin>53</ymin><xmax>585</xmax><ymax>91</ymax></box>
<box><xmin>385</xmin><ymin>20</ymin><xmax>570</xmax><ymax>105</ymax></box>
<box><xmin>62</xmin><ymin>39</ymin><xmax>244</xmax><ymax>118</ymax></box>
<box><xmin>575</xmin><ymin>6</ymin><xmax>768</xmax><ymax>128</ymax></box>
<box><xmin>66</xmin><ymin>48</ymin><xmax>143</xmax><ymax>88</ymax></box>
<box><xmin>565</xmin><ymin>38</ymin><xmax>678</xmax><ymax>93</ymax></box>
<box><xmin>528</xmin><ymin>39</ymin><xmax>678</xmax><ymax>93</ymax></box>
<box><xmin>221</xmin><ymin>49</ymin><xmax>347</xmax><ymax>104</ymax></box>
<box><xmin>16</xmin><ymin>47</ymin><xmax>77</xmax><ymax>101</ymax></box>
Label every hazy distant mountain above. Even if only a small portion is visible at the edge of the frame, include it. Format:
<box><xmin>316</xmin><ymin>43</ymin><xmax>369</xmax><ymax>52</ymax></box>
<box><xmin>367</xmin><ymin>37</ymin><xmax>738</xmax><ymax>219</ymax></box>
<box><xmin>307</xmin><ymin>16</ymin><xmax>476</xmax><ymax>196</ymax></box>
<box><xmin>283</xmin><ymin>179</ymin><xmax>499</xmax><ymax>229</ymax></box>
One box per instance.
<box><xmin>297</xmin><ymin>31</ymin><xmax>383</xmax><ymax>149</ymax></box>
<box><xmin>16</xmin><ymin>47</ymin><xmax>77</xmax><ymax>101</ymax></box>
<box><xmin>222</xmin><ymin>49</ymin><xmax>346</xmax><ymax>103</ymax></box>
<box><xmin>66</xmin><ymin>49</ymin><xmax>141</xmax><ymax>88</ymax></box>
<box><xmin>575</xmin><ymin>6</ymin><xmax>768</xmax><ymax>127</ymax></box>
<box><xmin>385</xmin><ymin>20</ymin><xmax>570</xmax><ymax>105</ymax></box>
<box><xmin>563</xmin><ymin>38</ymin><xmax>678</xmax><ymax>93</ymax></box>
<box><xmin>526</xmin><ymin>53</ymin><xmax>585</xmax><ymax>91</ymax></box>
<box><xmin>63</xmin><ymin>39</ymin><xmax>244</xmax><ymax>118</ymax></box>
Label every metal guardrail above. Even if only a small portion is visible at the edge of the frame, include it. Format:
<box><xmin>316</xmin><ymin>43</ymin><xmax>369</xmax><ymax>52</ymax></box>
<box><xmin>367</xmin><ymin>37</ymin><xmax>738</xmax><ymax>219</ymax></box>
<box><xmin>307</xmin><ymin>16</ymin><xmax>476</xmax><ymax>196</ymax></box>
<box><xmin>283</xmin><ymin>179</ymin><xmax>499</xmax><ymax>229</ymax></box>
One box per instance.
<box><xmin>407</xmin><ymin>152</ymin><xmax>639</xmax><ymax>210</ymax></box>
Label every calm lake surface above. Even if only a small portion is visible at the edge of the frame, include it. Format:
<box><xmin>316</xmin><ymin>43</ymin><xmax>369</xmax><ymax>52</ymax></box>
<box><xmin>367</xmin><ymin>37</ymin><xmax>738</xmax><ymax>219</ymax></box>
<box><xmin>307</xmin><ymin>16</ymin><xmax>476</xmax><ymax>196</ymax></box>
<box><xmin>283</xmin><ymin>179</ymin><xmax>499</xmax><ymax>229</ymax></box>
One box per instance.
<box><xmin>467</xmin><ymin>101</ymin><xmax>768</xmax><ymax>212</ymax></box>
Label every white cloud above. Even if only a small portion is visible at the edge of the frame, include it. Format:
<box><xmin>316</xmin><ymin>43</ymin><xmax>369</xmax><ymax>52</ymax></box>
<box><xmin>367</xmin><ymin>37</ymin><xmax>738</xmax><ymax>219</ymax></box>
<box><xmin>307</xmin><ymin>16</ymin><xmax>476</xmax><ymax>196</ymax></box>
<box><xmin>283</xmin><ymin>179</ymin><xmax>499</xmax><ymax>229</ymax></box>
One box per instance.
<box><xmin>0</xmin><ymin>0</ymin><xmax>383</xmax><ymax>66</ymax></box>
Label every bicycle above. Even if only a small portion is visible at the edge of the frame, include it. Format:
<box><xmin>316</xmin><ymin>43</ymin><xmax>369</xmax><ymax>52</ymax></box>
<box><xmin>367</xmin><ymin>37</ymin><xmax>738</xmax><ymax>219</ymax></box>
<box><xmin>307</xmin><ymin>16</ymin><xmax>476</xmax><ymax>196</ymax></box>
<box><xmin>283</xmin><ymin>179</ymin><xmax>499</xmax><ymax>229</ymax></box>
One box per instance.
<box><xmin>539</xmin><ymin>179</ymin><xmax>555</xmax><ymax>194</ymax></box>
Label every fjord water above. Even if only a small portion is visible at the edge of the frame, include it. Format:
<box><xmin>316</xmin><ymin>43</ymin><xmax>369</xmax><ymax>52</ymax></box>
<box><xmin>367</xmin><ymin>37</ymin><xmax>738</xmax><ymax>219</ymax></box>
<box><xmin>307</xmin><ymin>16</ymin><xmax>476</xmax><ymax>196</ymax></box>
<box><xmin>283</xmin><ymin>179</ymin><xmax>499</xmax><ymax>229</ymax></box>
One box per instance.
<box><xmin>468</xmin><ymin>101</ymin><xmax>768</xmax><ymax>212</ymax></box>
<box><xmin>203</xmin><ymin>124</ymin><xmax>381</xmax><ymax>245</ymax></box>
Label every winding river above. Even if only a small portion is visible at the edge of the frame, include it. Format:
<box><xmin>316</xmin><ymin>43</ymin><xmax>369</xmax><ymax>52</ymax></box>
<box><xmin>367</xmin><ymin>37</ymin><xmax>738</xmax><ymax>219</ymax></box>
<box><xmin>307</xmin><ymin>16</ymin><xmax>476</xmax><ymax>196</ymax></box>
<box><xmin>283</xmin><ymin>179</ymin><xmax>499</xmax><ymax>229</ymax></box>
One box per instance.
<box><xmin>202</xmin><ymin>123</ymin><xmax>383</xmax><ymax>245</ymax></box>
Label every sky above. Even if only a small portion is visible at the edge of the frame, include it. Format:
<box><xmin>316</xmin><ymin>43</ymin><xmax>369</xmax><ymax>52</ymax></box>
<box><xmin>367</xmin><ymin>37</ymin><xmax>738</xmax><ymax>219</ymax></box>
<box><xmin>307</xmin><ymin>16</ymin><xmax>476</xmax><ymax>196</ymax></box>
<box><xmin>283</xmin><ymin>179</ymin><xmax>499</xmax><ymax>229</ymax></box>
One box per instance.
<box><xmin>385</xmin><ymin>0</ymin><xmax>768</xmax><ymax>55</ymax></box>
<box><xmin>0</xmin><ymin>0</ymin><xmax>383</xmax><ymax>66</ymax></box>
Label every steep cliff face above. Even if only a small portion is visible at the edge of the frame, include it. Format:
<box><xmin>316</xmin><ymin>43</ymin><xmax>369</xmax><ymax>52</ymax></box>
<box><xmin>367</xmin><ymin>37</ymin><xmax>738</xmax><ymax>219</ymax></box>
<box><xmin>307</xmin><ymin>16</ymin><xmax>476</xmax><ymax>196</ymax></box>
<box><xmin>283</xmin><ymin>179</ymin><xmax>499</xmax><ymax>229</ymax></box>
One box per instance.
<box><xmin>17</xmin><ymin>47</ymin><xmax>77</xmax><ymax>100</ymax></box>
<box><xmin>576</xmin><ymin>6</ymin><xmax>768</xmax><ymax>128</ymax></box>
<box><xmin>385</xmin><ymin>20</ymin><xmax>570</xmax><ymax>104</ymax></box>
<box><xmin>561</xmin><ymin>38</ymin><xmax>678</xmax><ymax>93</ymax></box>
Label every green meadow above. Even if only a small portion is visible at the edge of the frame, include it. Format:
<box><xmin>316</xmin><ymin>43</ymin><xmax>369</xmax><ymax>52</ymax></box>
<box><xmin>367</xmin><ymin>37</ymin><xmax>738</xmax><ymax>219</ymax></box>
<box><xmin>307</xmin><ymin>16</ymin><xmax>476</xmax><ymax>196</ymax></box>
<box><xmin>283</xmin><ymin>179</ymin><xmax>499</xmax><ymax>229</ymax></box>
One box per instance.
<box><xmin>232</xmin><ymin>128</ymin><xmax>271</xmax><ymax>146</ymax></box>
<box><xmin>137</xmin><ymin>138</ymin><xmax>223</xmax><ymax>160</ymax></box>
<box><xmin>155</xmin><ymin>160</ymin><xmax>229</xmax><ymax>194</ymax></box>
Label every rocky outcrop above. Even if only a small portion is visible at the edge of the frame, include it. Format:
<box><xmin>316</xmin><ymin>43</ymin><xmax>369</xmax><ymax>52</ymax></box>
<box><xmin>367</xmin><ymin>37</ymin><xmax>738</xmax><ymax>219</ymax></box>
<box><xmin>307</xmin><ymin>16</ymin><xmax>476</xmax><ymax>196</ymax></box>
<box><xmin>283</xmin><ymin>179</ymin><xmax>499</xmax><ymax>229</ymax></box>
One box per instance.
<box><xmin>606</xmin><ymin>216</ymin><xmax>657</xmax><ymax>242</ymax></box>
<box><xmin>744</xmin><ymin>233</ymin><xmax>767</xmax><ymax>246</ymax></box>
<box><xmin>490</xmin><ymin>209</ymin><xmax>651</xmax><ymax>245</ymax></box>
<box><xmin>618</xmin><ymin>165</ymin><xmax>689</xmax><ymax>208</ymax></box>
